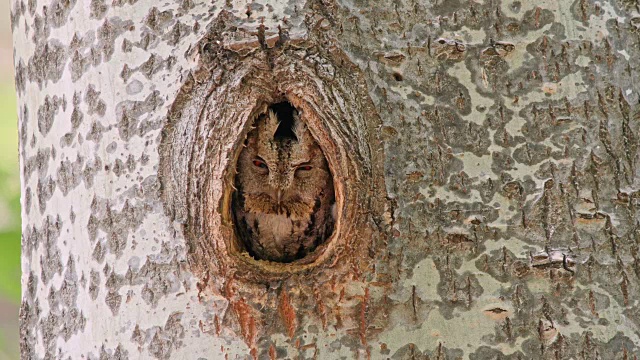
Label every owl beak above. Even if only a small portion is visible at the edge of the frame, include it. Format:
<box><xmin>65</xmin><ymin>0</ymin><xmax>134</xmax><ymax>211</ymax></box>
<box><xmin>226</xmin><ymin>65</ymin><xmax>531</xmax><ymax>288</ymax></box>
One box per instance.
<box><xmin>276</xmin><ymin>190</ymin><xmax>283</xmax><ymax>205</ymax></box>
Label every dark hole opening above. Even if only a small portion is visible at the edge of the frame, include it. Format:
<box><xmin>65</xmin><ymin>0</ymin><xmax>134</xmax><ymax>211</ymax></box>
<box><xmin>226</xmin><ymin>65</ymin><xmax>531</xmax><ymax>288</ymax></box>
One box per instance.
<box><xmin>393</xmin><ymin>72</ymin><xmax>403</xmax><ymax>81</ymax></box>
<box><xmin>270</xmin><ymin>101</ymin><xmax>297</xmax><ymax>140</ymax></box>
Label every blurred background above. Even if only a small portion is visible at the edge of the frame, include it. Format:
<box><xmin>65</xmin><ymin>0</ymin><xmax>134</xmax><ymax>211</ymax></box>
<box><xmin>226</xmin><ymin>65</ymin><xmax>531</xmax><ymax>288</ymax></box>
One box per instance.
<box><xmin>0</xmin><ymin>0</ymin><xmax>21</xmax><ymax>359</ymax></box>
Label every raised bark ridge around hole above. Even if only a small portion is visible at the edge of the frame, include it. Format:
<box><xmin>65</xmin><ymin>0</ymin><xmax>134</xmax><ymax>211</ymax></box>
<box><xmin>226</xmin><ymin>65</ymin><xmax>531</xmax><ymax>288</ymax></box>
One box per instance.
<box><xmin>159</xmin><ymin>12</ymin><xmax>388</xmax><ymax>284</ymax></box>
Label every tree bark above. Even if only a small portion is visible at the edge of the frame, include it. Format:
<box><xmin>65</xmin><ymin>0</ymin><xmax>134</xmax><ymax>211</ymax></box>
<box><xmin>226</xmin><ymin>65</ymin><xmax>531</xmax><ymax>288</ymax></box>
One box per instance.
<box><xmin>13</xmin><ymin>0</ymin><xmax>640</xmax><ymax>359</ymax></box>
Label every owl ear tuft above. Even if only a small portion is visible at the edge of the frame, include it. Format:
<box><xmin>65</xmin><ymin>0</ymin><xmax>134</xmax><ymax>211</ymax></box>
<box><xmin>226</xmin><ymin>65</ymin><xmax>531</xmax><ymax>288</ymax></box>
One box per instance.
<box><xmin>259</xmin><ymin>110</ymin><xmax>280</xmax><ymax>139</ymax></box>
<box><xmin>292</xmin><ymin>110</ymin><xmax>313</xmax><ymax>146</ymax></box>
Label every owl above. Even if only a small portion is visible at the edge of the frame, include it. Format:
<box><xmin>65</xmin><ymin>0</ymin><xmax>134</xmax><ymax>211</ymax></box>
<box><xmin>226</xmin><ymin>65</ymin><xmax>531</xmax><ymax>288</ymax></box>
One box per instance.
<box><xmin>232</xmin><ymin>109</ymin><xmax>335</xmax><ymax>263</ymax></box>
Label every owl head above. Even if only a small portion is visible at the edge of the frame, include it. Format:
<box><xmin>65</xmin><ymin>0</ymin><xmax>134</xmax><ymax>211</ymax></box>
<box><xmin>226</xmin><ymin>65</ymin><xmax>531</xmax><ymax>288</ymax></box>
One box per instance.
<box><xmin>236</xmin><ymin>109</ymin><xmax>332</xmax><ymax>216</ymax></box>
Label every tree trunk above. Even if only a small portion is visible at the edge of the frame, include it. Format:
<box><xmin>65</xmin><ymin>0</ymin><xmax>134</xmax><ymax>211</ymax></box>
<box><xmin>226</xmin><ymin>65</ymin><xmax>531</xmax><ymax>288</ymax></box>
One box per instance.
<box><xmin>14</xmin><ymin>0</ymin><xmax>640</xmax><ymax>358</ymax></box>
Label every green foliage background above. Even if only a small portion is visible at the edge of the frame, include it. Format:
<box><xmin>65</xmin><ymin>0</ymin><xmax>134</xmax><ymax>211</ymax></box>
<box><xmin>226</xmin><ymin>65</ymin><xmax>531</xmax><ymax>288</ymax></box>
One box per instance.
<box><xmin>0</xmin><ymin>81</ymin><xmax>20</xmax><ymax>359</ymax></box>
<box><xmin>0</xmin><ymin>5</ymin><xmax>20</xmax><ymax>355</ymax></box>
<box><xmin>0</xmin><ymin>84</ymin><xmax>20</xmax><ymax>302</ymax></box>
<box><xmin>0</xmin><ymin>83</ymin><xmax>20</xmax><ymax>360</ymax></box>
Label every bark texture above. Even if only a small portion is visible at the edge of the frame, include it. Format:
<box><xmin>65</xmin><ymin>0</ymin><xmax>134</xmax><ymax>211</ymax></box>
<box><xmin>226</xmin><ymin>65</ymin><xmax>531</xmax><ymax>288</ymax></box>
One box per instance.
<box><xmin>13</xmin><ymin>0</ymin><xmax>640</xmax><ymax>358</ymax></box>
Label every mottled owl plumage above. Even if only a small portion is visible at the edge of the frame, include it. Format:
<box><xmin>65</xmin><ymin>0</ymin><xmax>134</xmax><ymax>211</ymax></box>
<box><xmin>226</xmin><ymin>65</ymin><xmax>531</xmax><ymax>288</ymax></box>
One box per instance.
<box><xmin>232</xmin><ymin>109</ymin><xmax>335</xmax><ymax>262</ymax></box>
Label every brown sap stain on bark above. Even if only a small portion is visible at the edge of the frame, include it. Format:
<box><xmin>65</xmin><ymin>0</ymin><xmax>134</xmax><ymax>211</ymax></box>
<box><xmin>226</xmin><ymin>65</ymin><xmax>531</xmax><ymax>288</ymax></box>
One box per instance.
<box><xmin>278</xmin><ymin>290</ymin><xmax>297</xmax><ymax>339</ymax></box>
<box><xmin>232</xmin><ymin>297</ymin><xmax>258</xmax><ymax>350</ymax></box>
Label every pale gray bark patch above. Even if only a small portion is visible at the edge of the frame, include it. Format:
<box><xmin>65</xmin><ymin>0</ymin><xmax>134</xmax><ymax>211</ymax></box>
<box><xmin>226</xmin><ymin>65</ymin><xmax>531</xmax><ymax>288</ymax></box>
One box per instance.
<box><xmin>36</xmin><ymin>95</ymin><xmax>62</xmax><ymax>136</ymax></box>
<box><xmin>164</xmin><ymin>21</ymin><xmax>192</xmax><ymax>46</ymax></box>
<box><xmin>145</xmin><ymin>312</ymin><xmax>185</xmax><ymax>359</ymax></box>
<box><xmin>36</xmin><ymin>176</ymin><xmax>56</xmax><ymax>213</ymax></box>
<box><xmin>105</xmin><ymin>289</ymin><xmax>122</xmax><ymax>315</ymax></box>
<box><xmin>56</xmin><ymin>156</ymin><xmax>84</xmax><ymax>195</ymax></box>
<box><xmin>392</xmin><ymin>342</ymin><xmax>464</xmax><ymax>359</ymax></box>
<box><xmin>10</xmin><ymin>0</ymin><xmax>25</xmax><ymax>30</ymax></box>
<box><xmin>125</xmin><ymin>79</ymin><xmax>143</xmax><ymax>95</ymax></box>
<box><xmin>69</xmin><ymin>51</ymin><xmax>91</xmax><ymax>82</ymax></box>
<box><xmin>145</xmin><ymin>7</ymin><xmax>175</xmax><ymax>33</ymax></box>
<box><xmin>66</xmin><ymin>18</ymin><xmax>136</xmax><ymax>81</ymax></box>
<box><xmin>89</xmin><ymin>269</ymin><xmax>100</xmax><ymax>300</ymax></box>
<box><xmin>112</xmin><ymin>0</ymin><xmax>138</xmax><ymax>7</ymax></box>
<box><xmin>31</xmin><ymin>13</ymin><xmax>50</xmax><ymax>43</ymax></box>
<box><xmin>133</xmin><ymin>249</ymin><xmax>190</xmax><ymax>307</ymax></box>
<box><xmin>92</xmin><ymin>238</ymin><xmax>106</xmax><ymax>263</ymax></box>
<box><xmin>86</xmin><ymin>196</ymin><xmax>148</xmax><ymax>258</ymax></box>
<box><xmin>96</xmin><ymin>18</ymin><xmax>131</xmax><ymax>62</ymax></box>
<box><xmin>22</xmin><ymin>148</ymin><xmax>51</xmax><ymax>183</ymax></box>
<box><xmin>69</xmin><ymin>93</ymin><xmax>83</xmax><ymax>127</ymax></box>
<box><xmin>120</xmin><ymin>63</ymin><xmax>133</xmax><ymax>82</ymax></box>
<box><xmin>82</xmin><ymin>156</ymin><xmax>102</xmax><ymax>188</ymax></box>
<box><xmin>128</xmin><ymin>8</ymin><xmax>177</xmax><ymax>53</ymax></box>
<box><xmin>86</xmin><ymin>120</ymin><xmax>106</xmax><ymax>142</ymax></box>
<box><xmin>14</xmin><ymin>60</ymin><xmax>26</xmax><ymax>93</ymax></box>
<box><xmin>27</xmin><ymin>40</ymin><xmax>66</xmax><ymax>87</ymax></box>
<box><xmin>115</xmin><ymin>90</ymin><xmax>164</xmax><ymax>141</ymax></box>
<box><xmin>18</xmin><ymin>105</ymin><xmax>28</xmax><ymax>151</ymax></box>
<box><xmin>90</xmin><ymin>344</ymin><xmax>129</xmax><ymax>360</ymax></box>
<box><xmin>90</xmin><ymin>0</ymin><xmax>108</xmax><ymax>20</ymax></box>
<box><xmin>26</xmin><ymin>0</ymin><xmax>35</xmax><ymax>15</ymax></box>
<box><xmin>139</xmin><ymin>54</ymin><xmax>176</xmax><ymax>79</ymax></box>
<box><xmin>85</xmin><ymin>85</ymin><xmax>107</xmax><ymax>117</ymax></box>
<box><xmin>24</xmin><ymin>187</ymin><xmax>32</xmax><ymax>215</ymax></box>
<box><xmin>38</xmin><ymin>216</ymin><xmax>63</xmax><ymax>285</ymax></box>
<box><xmin>46</xmin><ymin>257</ymin><xmax>86</xmax><ymax>341</ymax></box>
<box><xmin>46</xmin><ymin>0</ymin><xmax>78</xmax><ymax>28</ymax></box>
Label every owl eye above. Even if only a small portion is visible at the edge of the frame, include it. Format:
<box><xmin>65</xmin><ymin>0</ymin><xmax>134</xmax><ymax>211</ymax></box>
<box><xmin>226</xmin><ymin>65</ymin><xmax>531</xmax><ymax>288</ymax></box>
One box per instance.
<box><xmin>297</xmin><ymin>164</ymin><xmax>313</xmax><ymax>171</ymax></box>
<box><xmin>253</xmin><ymin>159</ymin><xmax>268</xmax><ymax>169</ymax></box>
